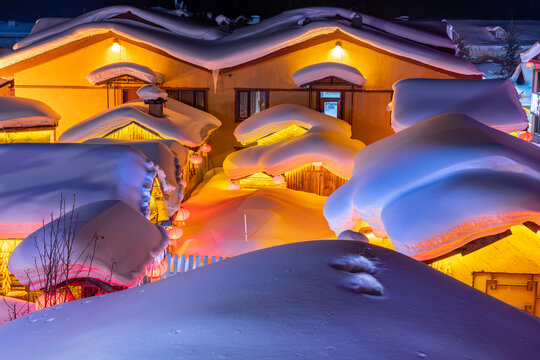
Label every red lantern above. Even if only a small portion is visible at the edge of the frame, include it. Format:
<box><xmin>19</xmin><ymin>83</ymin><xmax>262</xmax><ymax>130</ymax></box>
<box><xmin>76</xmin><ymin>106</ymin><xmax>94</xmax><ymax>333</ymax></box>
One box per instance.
<box><xmin>228</xmin><ymin>182</ymin><xmax>240</xmax><ymax>190</ymax></box>
<box><xmin>167</xmin><ymin>226</ymin><xmax>183</xmax><ymax>240</ymax></box>
<box><xmin>175</xmin><ymin>207</ymin><xmax>191</xmax><ymax>222</ymax></box>
<box><xmin>272</xmin><ymin>175</ymin><xmax>285</xmax><ymax>185</ymax></box>
<box><xmin>190</xmin><ymin>154</ymin><xmax>203</xmax><ymax>166</ymax></box>
<box><xmin>144</xmin><ymin>257</ymin><xmax>169</xmax><ymax>278</ymax></box>
<box><xmin>526</xmin><ymin>61</ymin><xmax>536</xmax><ymax>70</ymax></box>
<box><xmin>518</xmin><ymin>131</ymin><xmax>533</xmax><ymax>142</ymax></box>
<box><xmin>201</xmin><ymin>144</ymin><xmax>212</xmax><ymax>155</ymax></box>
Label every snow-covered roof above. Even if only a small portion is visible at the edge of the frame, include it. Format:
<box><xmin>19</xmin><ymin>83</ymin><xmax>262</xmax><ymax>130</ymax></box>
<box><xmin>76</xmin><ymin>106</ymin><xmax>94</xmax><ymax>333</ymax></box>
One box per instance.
<box><xmin>444</xmin><ymin>20</ymin><xmax>540</xmax><ymax>47</ymax></box>
<box><xmin>226</xmin><ymin>104</ymin><xmax>364</xmax><ymax>179</ymax></box>
<box><xmin>136</xmin><ymin>84</ymin><xmax>167</xmax><ymax>100</ymax></box>
<box><xmin>0</xmin><ymin>143</ymin><xmax>159</xmax><ymax>239</ymax></box>
<box><xmin>0</xmin><ymin>6</ymin><xmax>482</xmax><ymax>77</ymax></box>
<box><xmin>324</xmin><ymin>113</ymin><xmax>540</xmax><ymax>261</ymax></box>
<box><xmin>292</xmin><ymin>62</ymin><xmax>366</xmax><ymax>87</ymax></box>
<box><xmin>234</xmin><ymin>104</ymin><xmax>351</xmax><ymax>144</ymax></box>
<box><xmin>58</xmin><ymin>97</ymin><xmax>221</xmax><ymax>147</ymax></box>
<box><xmin>87</xmin><ymin>62</ymin><xmax>158</xmax><ymax>85</ymax></box>
<box><xmin>0</xmin><ymin>96</ymin><xmax>59</xmax><ymax>129</ymax></box>
<box><xmin>519</xmin><ymin>41</ymin><xmax>540</xmax><ymax>62</ymax></box>
<box><xmin>1</xmin><ymin>240</ymin><xmax>539</xmax><ymax>358</ymax></box>
<box><xmin>391</xmin><ymin>78</ymin><xmax>528</xmax><ymax>133</ymax></box>
<box><xmin>8</xmin><ymin>200</ymin><xmax>169</xmax><ymax>289</ymax></box>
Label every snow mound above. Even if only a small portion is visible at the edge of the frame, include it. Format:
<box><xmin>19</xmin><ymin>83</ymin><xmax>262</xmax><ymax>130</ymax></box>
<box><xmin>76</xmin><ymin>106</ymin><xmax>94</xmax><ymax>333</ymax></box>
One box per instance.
<box><xmin>226</xmin><ymin>105</ymin><xmax>364</xmax><ymax>179</ymax></box>
<box><xmin>391</xmin><ymin>78</ymin><xmax>528</xmax><ymax>133</ymax></box>
<box><xmin>136</xmin><ymin>84</ymin><xmax>167</xmax><ymax>100</ymax></box>
<box><xmin>176</xmin><ymin>169</ymin><xmax>336</xmax><ymax>256</ymax></box>
<box><xmin>0</xmin><ymin>240</ymin><xmax>538</xmax><ymax>359</ymax></box>
<box><xmin>58</xmin><ymin>97</ymin><xmax>221</xmax><ymax>147</ymax></box>
<box><xmin>345</xmin><ymin>273</ymin><xmax>384</xmax><ymax>295</ymax></box>
<box><xmin>87</xmin><ymin>62</ymin><xmax>158</xmax><ymax>85</ymax></box>
<box><xmin>0</xmin><ymin>96</ymin><xmax>59</xmax><ymax>129</ymax></box>
<box><xmin>330</xmin><ymin>254</ymin><xmax>375</xmax><ymax>273</ymax></box>
<box><xmin>292</xmin><ymin>62</ymin><xmax>366</xmax><ymax>87</ymax></box>
<box><xmin>0</xmin><ymin>297</ymin><xmax>35</xmax><ymax>326</ymax></box>
<box><xmin>337</xmin><ymin>230</ymin><xmax>368</xmax><ymax>242</ymax></box>
<box><xmin>324</xmin><ymin>113</ymin><xmax>540</xmax><ymax>261</ymax></box>
<box><xmin>0</xmin><ymin>143</ymin><xmax>158</xmax><ymax>239</ymax></box>
<box><xmin>8</xmin><ymin>200</ymin><xmax>169</xmax><ymax>289</ymax></box>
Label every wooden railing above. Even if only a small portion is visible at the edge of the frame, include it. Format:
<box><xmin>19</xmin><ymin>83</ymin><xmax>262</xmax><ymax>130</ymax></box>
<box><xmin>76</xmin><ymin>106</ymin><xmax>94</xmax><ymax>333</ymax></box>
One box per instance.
<box><xmin>160</xmin><ymin>253</ymin><xmax>229</xmax><ymax>279</ymax></box>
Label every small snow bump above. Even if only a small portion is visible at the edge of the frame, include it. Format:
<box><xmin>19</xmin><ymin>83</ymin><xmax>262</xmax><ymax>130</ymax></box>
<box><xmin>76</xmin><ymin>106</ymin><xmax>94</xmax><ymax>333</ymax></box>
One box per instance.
<box><xmin>168</xmin><ymin>329</ymin><xmax>182</xmax><ymax>335</ymax></box>
<box><xmin>337</xmin><ymin>230</ymin><xmax>368</xmax><ymax>242</ymax></box>
<box><xmin>137</xmin><ymin>289</ymin><xmax>146</xmax><ymax>294</ymax></box>
<box><xmin>417</xmin><ymin>352</ymin><xmax>427</xmax><ymax>358</ymax></box>
<box><xmin>346</xmin><ymin>273</ymin><xmax>384</xmax><ymax>296</ymax></box>
<box><xmin>82</xmin><ymin>300</ymin><xmax>92</xmax><ymax>304</ymax></box>
<box><xmin>45</xmin><ymin>318</ymin><xmax>55</xmax><ymax>322</ymax></box>
<box><xmin>330</xmin><ymin>255</ymin><xmax>375</xmax><ymax>274</ymax></box>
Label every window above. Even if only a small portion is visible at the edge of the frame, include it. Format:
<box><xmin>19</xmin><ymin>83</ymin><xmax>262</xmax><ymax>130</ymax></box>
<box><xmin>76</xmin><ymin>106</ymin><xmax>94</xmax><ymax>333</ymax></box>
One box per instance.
<box><xmin>167</xmin><ymin>89</ymin><xmax>206</xmax><ymax>111</ymax></box>
<box><xmin>122</xmin><ymin>88</ymin><xmax>139</xmax><ymax>103</ymax></box>
<box><xmin>318</xmin><ymin>91</ymin><xmax>343</xmax><ymax>119</ymax></box>
<box><xmin>236</xmin><ymin>90</ymin><xmax>268</xmax><ymax>121</ymax></box>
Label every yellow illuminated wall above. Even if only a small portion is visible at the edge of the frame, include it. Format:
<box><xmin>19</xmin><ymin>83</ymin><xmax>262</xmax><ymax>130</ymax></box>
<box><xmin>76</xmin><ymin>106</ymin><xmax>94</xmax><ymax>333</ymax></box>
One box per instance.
<box><xmin>0</xmin><ymin>129</ymin><xmax>54</xmax><ymax>143</ymax></box>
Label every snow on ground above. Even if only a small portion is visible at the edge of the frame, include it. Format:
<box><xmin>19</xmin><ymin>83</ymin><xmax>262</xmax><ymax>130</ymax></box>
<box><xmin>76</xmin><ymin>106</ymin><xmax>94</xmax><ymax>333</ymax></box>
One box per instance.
<box><xmin>87</xmin><ymin>62</ymin><xmax>158</xmax><ymax>85</ymax></box>
<box><xmin>292</xmin><ymin>62</ymin><xmax>366</xmax><ymax>87</ymax></box>
<box><xmin>0</xmin><ymin>143</ymin><xmax>158</xmax><ymax>239</ymax></box>
<box><xmin>0</xmin><ymin>7</ymin><xmax>481</xmax><ymax>76</ymax></box>
<box><xmin>8</xmin><ymin>200</ymin><xmax>169</xmax><ymax>289</ymax></box>
<box><xmin>0</xmin><ymin>96</ymin><xmax>59</xmax><ymax>129</ymax></box>
<box><xmin>58</xmin><ymin>97</ymin><xmax>221</xmax><ymax>147</ymax></box>
<box><xmin>225</xmin><ymin>104</ymin><xmax>364</xmax><ymax>180</ymax></box>
<box><xmin>391</xmin><ymin>78</ymin><xmax>528</xmax><ymax>133</ymax></box>
<box><xmin>0</xmin><ymin>240</ymin><xmax>538</xmax><ymax>359</ymax></box>
<box><xmin>324</xmin><ymin>113</ymin><xmax>540</xmax><ymax>261</ymax></box>
<box><xmin>0</xmin><ymin>297</ymin><xmax>35</xmax><ymax>326</ymax></box>
<box><xmin>176</xmin><ymin>169</ymin><xmax>336</xmax><ymax>256</ymax></box>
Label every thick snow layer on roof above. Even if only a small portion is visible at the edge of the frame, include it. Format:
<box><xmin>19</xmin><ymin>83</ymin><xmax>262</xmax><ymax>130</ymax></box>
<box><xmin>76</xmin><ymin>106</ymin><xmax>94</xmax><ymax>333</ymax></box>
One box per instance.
<box><xmin>520</xmin><ymin>41</ymin><xmax>540</xmax><ymax>62</ymax></box>
<box><xmin>136</xmin><ymin>84</ymin><xmax>167</xmax><ymax>100</ymax></box>
<box><xmin>0</xmin><ymin>96</ymin><xmax>59</xmax><ymax>129</ymax></box>
<box><xmin>324</xmin><ymin>114</ymin><xmax>540</xmax><ymax>261</ymax></box>
<box><xmin>234</xmin><ymin>104</ymin><xmax>351</xmax><ymax>144</ymax></box>
<box><xmin>58</xmin><ymin>97</ymin><xmax>221</xmax><ymax>147</ymax></box>
<box><xmin>177</xmin><ymin>170</ymin><xmax>335</xmax><ymax>256</ymax></box>
<box><xmin>87</xmin><ymin>62</ymin><xmax>158</xmax><ymax>85</ymax></box>
<box><xmin>391</xmin><ymin>78</ymin><xmax>528</xmax><ymax>133</ymax></box>
<box><xmin>1</xmin><ymin>240</ymin><xmax>539</xmax><ymax>359</ymax></box>
<box><xmin>8</xmin><ymin>200</ymin><xmax>169</xmax><ymax>289</ymax></box>
<box><xmin>0</xmin><ymin>143</ymin><xmax>157</xmax><ymax>239</ymax></box>
<box><xmin>292</xmin><ymin>62</ymin><xmax>366</xmax><ymax>86</ymax></box>
<box><xmin>29</xmin><ymin>18</ymin><xmax>72</xmax><ymax>36</ymax></box>
<box><xmin>0</xmin><ymin>7</ymin><xmax>481</xmax><ymax>76</ymax></box>
<box><xmin>0</xmin><ymin>297</ymin><xmax>35</xmax><ymax>326</ymax></box>
<box><xmin>444</xmin><ymin>20</ymin><xmax>540</xmax><ymax>47</ymax></box>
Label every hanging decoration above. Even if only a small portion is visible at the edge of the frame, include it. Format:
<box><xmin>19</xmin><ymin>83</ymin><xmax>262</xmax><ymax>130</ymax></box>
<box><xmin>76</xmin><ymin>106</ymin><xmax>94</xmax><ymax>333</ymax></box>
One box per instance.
<box><xmin>167</xmin><ymin>225</ymin><xmax>183</xmax><ymax>240</ymax></box>
<box><xmin>175</xmin><ymin>207</ymin><xmax>191</xmax><ymax>223</ymax></box>
<box><xmin>201</xmin><ymin>144</ymin><xmax>212</xmax><ymax>155</ymax></box>
<box><xmin>228</xmin><ymin>182</ymin><xmax>240</xmax><ymax>190</ymax></box>
<box><xmin>272</xmin><ymin>174</ymin><xmax>285</xmax><ymax>185</ymax></box>
<box><xmin>190</xmin><ymin>154</ymin><xmax>203</xmax><ymax>166</ymax></box>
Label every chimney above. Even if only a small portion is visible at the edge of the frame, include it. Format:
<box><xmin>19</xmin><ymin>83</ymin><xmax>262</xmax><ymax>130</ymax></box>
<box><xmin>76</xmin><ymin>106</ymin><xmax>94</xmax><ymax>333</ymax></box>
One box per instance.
<box><xmin>145</xmin><ymin>98</ymin><xmax>166</xmax><ymax>117</ymax></box>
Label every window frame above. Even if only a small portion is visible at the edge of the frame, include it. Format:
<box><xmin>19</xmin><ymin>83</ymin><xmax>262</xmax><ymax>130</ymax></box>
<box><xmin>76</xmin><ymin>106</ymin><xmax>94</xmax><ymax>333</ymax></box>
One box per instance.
<box><xmin>235</xmin><ymin>89</ymin><xmax>269</xmax><ymax>122</ymax></box>
<box><xmin>166</xmin><ymin>88</ymin><xmax>208</xmax><ymax>111</ymax></box>
<box><xmin>317</xmin><ymin>90</ymin><xmax>345</xmax><ymax>120</ymax></box>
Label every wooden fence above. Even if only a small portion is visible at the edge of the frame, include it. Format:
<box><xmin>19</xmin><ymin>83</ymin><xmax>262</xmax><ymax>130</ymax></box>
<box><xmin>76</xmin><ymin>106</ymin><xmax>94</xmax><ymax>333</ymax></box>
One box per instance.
<box><xmin>160</xmin><ymin>253</ymin><xmax>229</xmax><ymax>279</ymax></box>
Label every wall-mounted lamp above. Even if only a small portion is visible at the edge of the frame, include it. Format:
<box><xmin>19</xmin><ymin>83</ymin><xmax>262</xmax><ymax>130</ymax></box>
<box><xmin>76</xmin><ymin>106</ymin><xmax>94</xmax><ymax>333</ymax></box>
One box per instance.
<box><xmin>331</xmin><ymin>41</ymin><xmax>344</xmax><ymax>61</ymax></box>
<box><xmin>111</xmin><ymin>39</ymin><xmax>121</xmax><ymax>53</ymax></box>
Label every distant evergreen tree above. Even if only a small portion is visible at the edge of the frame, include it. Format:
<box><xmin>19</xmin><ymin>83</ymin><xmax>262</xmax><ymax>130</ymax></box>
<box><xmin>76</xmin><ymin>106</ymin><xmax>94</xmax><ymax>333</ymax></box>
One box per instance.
<box><xmin>499</xmin><ymin>22</ymin><xmax>521</xmax><ymax>78</ymax></box>
<box><xmin>452</xmin><ymin>32</ymin><xmax>471</xmax><ymax>61</ymax></box>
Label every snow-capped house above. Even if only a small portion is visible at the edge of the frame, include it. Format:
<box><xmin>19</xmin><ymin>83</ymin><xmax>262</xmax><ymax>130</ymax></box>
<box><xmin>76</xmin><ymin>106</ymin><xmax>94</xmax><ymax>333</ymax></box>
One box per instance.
<box><xmin>223</xmin><ymin>104</ymin><xmax>365</xmax><ymax>196</ymax></box>
<box><xmin>0</xmin><ymin>6</ymin><xmax>482</xmax><ymax>165</ymax></box>
<box><xmin>0</xmin><ymin>96</ymin><xmax>60</xmax><ymax>143</ymax></box>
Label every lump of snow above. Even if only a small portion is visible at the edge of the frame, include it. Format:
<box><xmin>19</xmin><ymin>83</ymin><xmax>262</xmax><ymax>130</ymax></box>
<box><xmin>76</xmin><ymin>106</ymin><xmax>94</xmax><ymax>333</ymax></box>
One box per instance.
<box><xmin>337</xmin><ymin>230</ymin><xmax>368</xmax><ymax>242</ymax></box>
<box><xmin>58</xmin><ymin>97</ymin><xmax>221</xmax><ymax>147</ymax></box>
<box><xmin>292</xmin><ymin>62</ymin><xmax>366</xmax><ymax>87</ymax></box>
<box><xmin>324</xmin><ymin>113</ymin><xmax>540</xmax><ymax>261</ymax></box>
<box><xmin>0</xmin><ymin>296</ymin><xmax>35</xmax><ymax>325</ymax></box>
<box><xmin>0</xmin><ymin>143</ymin><xmax>159</xmax><ymax>239</ymax></box>
<box><xmin>136</xmin><ymin>84</ymin><xmax>167</xmax><ymax>100</ymax></box>
<box><xmin>0</xmin><ymin>96</ymin><xmax>59</xmax><ymax>129</ymax></box>
<box><xmin>330</xmin><ymin>254</ymin><xmax>375</xmax><ymax>273</ymax></box>
<box><xmin>8</xmin><ymin>200</ymin><xmax>169</xmax><ymax>289</ymax></box>
<box><xmin>391</xmin><ymin>78</ymin><xmax>528</xmax><ymax>133</ymax></box>
<box><xmin>345</xmin><ymin>273</ymin><xmax>384</xmax><ymax>295</ymax></box>
<box><xmin>87</xmin><ymin>62</ymin><xmax>158</xmax><ymax>85</ymax></box>
<box><xmin>0</xmin><ymin>240</ymin><xmax>539</xmax><ymax>359</ymax></box>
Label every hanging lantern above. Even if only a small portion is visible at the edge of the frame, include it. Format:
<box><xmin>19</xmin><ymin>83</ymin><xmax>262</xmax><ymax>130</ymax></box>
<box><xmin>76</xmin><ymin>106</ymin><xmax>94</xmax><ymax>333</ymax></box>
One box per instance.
<box><xmin>518</xmin><ymin>131</ymin><xmax>533</xmax><ymax>142</ymax></box>
<box><xmin>200</xmin><ymin>144</ymin><xmax>212</xmax><ymax>155</ymax></box>
<box><xmin>181</xmin><ymin>179</ymin><xmax>187</xmax><ymax>188</ymax></box>
<box><xmin>272</xmin><ymin>175</ymin><xmax>285</xmax><ymax>185</ymax></box>
<box><xmin>167</xmin><ymin>226</ymin><xmax>183</xmax><ymax>240</ymax></box>
<box><xmin>190</xmin><ymin>154</ymin><xmax>203</xmax><ymax>166</ymax></box>
<box><xmin>175</xmin><ymin>207</ymin><xmax>191</xmax><ymax>222</ymax></box>
<box><xmin>144</xmin><ymin>256</ymin><xmax>169</xmax><ymax>278</ymax></box>
<box><xmin>228</xmin><ymin>182</ymin><xmax>240</xmax><ymax>190</ymax></box>
<box><xmin>526</xmin><ymin>61</ymin><xmax>536</xmax><ymax>70</ymax></box>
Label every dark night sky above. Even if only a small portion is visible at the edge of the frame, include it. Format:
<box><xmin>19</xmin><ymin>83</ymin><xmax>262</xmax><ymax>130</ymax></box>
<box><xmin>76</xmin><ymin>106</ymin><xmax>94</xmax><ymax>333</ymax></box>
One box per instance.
<box><xmin>1</xmin><ymin>0</ymin><xmax>540</xmax><ymax>22</ymax></box>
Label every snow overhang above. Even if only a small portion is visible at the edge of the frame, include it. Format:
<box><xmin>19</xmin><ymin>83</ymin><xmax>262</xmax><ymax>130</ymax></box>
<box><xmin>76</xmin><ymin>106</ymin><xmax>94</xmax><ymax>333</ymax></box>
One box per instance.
<box><xmin>0</xmin><ymin>96</ymin><xmax>59</xmax><ymax>129</ymax></box>
<box><xmin>292</xmin><ymin>62</ymin><xmax>366</xmax><ymax>87</ymax></box>
<box><xmin>87</xmin><ymin>62</ymin><xmax>159</xmax><ymax>85</ymax></box>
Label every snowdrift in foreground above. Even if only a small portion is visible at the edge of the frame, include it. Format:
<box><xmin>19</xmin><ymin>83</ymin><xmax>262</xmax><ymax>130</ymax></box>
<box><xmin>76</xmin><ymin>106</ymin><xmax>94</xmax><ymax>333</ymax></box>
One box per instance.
<box><xmin>225</xmin><ymin>105</ymin><xmax>364</xmax><ymax>179</ymax></box>
<box><xmin>391</xmin><ymin>78</ymin><xmax>528</xmax><ymax>133</ymax></box>
<box><xmin>58</xmin><ymin>97</ymin><xmax>221</xmax><ymax>147</ymax></box>
<box><xmin>0</xmin><ymin>96</ymin><xmax>59</xmax><ymax>129</ymax></box>
<box><xmin>0</xmin><ymin>297</ymin><xmax>35</xmax><ymax>326</ymax></box>
<box><xmin>324</xmin><ymin>114</ymin><xmax>540</xmax><ymax>261</ymax></box>
<box><xmin>177</xmin><ymin>170</ymin><xmax>335</xmax><ymax>256</ymax></box>
<box><xmin>8</xmin><ymin>200</ymin><xmax>169</xmax><ymax>289</ymax></box>
<box><xmin>1</xmin><ymin>241</ymin><xmax>538</xmax><ymax>359</ymax></box>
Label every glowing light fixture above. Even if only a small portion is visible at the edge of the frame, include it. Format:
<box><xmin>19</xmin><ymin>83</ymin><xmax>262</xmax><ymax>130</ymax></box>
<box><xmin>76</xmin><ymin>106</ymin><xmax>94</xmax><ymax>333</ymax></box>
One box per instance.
<box><xmin>167</xmin><ymin>225</ymin><xmax>183</xmax><ymax>240</ymax></box>
<box><xmin>331</xmin><ymin>41</ymin><xmax>344</xmax><ymax>61</ymax></box>
<box><xmin>111</xmin><ymin>39</ymin><xmax>121</xmax><ymax>53</ymax></box>
<box><xmin>190</xmin><ymin>154</ymin><xmax>203</xmax><ymax>166</ymax></box>
<box><xmin>228</xmin><ymin>182</ymin><xmax>240</xmax><ymax>190</ymax></box>
<box><xmin>175</xmin><ymin>207</ymin><xmax>191</xmax><ymax>222</ymax></box>
<box><xmin>201</xmin><ymin>144</ymin><xmax>212</xmax><ymax>155</ymax></box>
<box><xmin>272</xmin><ymin>174</ymin><xmax>285</xmax><ymax>185</ymax></box>
<box><xmin>181</xmin><ymin>179</ymin><xmax>187</xmax><ymax>188</ymax></box>
<box><xmin>312</xmin><ymin>161</ymin><xmax>323</xmax><ymax>169</ymax></box>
